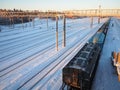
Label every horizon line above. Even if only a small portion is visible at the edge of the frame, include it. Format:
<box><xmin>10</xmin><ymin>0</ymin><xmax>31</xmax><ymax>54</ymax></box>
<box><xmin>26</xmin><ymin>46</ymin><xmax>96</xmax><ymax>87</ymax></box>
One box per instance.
<box><xmin>1</xmin><ymin>8</ymin><xmax>120</xmax><ymax>12</ymax></box>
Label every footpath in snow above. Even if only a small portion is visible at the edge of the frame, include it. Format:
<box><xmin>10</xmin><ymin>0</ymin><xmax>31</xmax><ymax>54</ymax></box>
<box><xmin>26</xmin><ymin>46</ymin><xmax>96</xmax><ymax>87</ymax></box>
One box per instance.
<box><xmin>92</xmin><ymin>17</ymin><xmax>120</xmax><ymax>90</ymax></box>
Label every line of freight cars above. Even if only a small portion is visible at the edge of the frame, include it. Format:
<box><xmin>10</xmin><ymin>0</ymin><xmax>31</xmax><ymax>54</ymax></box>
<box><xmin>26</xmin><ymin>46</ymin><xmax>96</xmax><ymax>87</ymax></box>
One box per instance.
<box><xmin>62</xmin><ymin>19</ymin><xmax>110</xmax><ymax>90</ymax></box>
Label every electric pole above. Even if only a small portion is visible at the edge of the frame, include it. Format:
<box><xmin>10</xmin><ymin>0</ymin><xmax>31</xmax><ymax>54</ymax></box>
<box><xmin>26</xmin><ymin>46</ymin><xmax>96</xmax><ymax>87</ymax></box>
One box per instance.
<box><xmin>56</xmin><ymin>16</ymin><xmax>58</xmax><ymax>51</ymax></box>
<box><xmin>63</xmin><ymin>15</ymin><xmax>66</xmax><ymax>47</ymax></box>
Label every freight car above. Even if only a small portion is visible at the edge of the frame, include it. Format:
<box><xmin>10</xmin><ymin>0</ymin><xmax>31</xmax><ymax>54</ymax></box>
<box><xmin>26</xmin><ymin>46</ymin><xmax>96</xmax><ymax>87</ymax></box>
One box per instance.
<box><xmin>62</xmin><ymin>43</ymin><xmax>101</xmax><ymax>90</ymax></box>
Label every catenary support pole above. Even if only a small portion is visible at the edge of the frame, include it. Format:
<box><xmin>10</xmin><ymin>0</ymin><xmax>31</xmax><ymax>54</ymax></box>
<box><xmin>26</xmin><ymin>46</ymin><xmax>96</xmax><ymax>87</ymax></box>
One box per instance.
<box><xmin>32</xmin><ymin>17</ymin><xmax>34</xmax><ymax>27</ymax></box>
<box><xmin>63</xmin><ymin>15</ymin><xmax>66</xmax><ymax>47</ymax></box>
<box><xmin>21</xmin><ymin>17</ymin><xmax>24</xmax><ymax>29</ymax></box>
<box><xmin>56</xmin><ymin>16</ymin><xmax>58</xmax><ymax>51</ymax></box>
<box><xmin>91</xmin><ymin>16</ymin><xmax>93</xmax><ymax>28</ymax></box>
<box><xmin>47</xmin><ymin>13</ymin><xmax>48</xmax><ymax>29</ymax></box>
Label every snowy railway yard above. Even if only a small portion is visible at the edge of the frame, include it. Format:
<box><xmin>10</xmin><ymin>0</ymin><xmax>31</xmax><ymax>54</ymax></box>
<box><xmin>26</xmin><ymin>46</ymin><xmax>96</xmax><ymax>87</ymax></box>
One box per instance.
<box><xmin>0</xmin><ymin>17</ymin><xmax>120</xmax><ymax>90</ymax></box>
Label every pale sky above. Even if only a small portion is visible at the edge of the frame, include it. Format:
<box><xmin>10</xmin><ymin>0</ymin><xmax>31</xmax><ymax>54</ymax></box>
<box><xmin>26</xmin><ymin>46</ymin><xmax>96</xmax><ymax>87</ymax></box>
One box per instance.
<box><xmin>0</xmin><ymin>0</ymin><xmax>120</xmax><ymax>11</ymax></box>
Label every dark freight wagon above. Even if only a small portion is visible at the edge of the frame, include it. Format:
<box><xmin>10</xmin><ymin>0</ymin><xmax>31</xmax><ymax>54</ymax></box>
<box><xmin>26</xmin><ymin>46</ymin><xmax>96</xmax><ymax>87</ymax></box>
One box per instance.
<box><xmin>62</xmin><ymin>43</ymin><xmax>101</xmax><ymax>90</ymax></box>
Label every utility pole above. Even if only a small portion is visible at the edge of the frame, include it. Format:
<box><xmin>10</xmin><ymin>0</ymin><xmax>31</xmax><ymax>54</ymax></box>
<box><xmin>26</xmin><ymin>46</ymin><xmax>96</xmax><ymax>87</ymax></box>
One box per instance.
<box><xmin>91</xmin><ymin>16</ymin><xmax>93</xmax><ymax>28</ymax></box>
<box><xmin>98</xmin><ymin>0</ymin><xmax>101</xmax><ymax>24</ymax></box>
<box><xmin>56</xmin><ymin>16</ymin><xmax>58</xmax><ymax>51</ymax></box>
<box><xmin>29</xmin><ymin>17</ymin><xmax>31</xmax><ymax>27</ymax></box>
<box><xmin>47</xmin><ymin>11</ymin><xmax>48</xmax><ymax>29</ymax></box>
<box><xmin>12</xmin><ymin>17</ymin><xmax>14</xmax><ymax>28</ymax></box>
<box><xmin>21</xmin><ymin>17</ymin><xmax>24</xmax><ymax>29</ymax></box>
<box><xmin>63</xmin><ymin>15</ymin><xmax>66</xmax><ymax>47</ymax></box>
<box><xmin>39</xmin><ymin>16</ymin><xmax>41</xmax><ymax>29</ymax></box>
<box><xmin>0</xmin><ymin>26</ymin><xmax>1</xmax><ymax>32</ymax></box>
<box><xmin>9</xmin><ymin>17</ymin><xmax>11</xmax><ymax>28</ymax></box>
<box><xmin>99</xmin><ymin>5</ymin><xmax>101</xmax><ymax>24</ymax></box>
<box><xmin>32</xmin><ymin>17</ymin><xmax>34</xmax><ymax>27</ymax></box>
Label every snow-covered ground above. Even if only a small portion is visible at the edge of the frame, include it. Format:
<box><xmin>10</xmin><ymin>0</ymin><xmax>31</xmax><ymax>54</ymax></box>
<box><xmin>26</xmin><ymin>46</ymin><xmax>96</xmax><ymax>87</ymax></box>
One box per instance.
<box><xmin>0</xmin><ymin>17</ymin><xmax>108</xmax><ymax>90</ymax></box>
<box><xmin>92</xmin><ymin>17</ymin><xmax>120</xmax><ymax>90</ymax></box>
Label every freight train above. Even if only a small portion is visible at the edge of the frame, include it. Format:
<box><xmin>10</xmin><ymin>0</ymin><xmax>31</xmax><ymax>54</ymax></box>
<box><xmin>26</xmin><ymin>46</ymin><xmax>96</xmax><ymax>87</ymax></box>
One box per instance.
<box><xmin>62</xmin><ymin>20</ymin><xmax>110</xmax><ymax>90</ymax></box>
<box><xmin>62</xmin><ymin>43</ymin><xmax>101</xmax><ymax>90</ymax></box>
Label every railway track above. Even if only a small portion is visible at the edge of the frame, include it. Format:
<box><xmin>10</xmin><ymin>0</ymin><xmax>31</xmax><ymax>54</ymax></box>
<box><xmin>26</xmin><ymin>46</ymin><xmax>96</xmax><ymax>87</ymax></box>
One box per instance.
<box><xmin>36</xmin><ymin>24</ymin><xmax>104</xmax><ymax>90</ymax></box>
<box><xmin>0</xmin><ymin>22</ymin><xmax>89</xmax><ymax>72</ymax></box>
<box><xmin>0</xmin><ymin>27</ymin><xmax>87</xmax><ymax>77</ymax></box>
<box><xmin>0</xmin><ymin>18</ymin><xmax>108</xmax><ymax>90</ymax></box>
<box><xmin>0</xmin><ymin>18</ymin><xmax>93</xmax><ymax>61</ymax></box>
<box><xmin>0</xmin><ymin>23</ymin><xmax>87</xmax><ymax>61</ymax></box>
